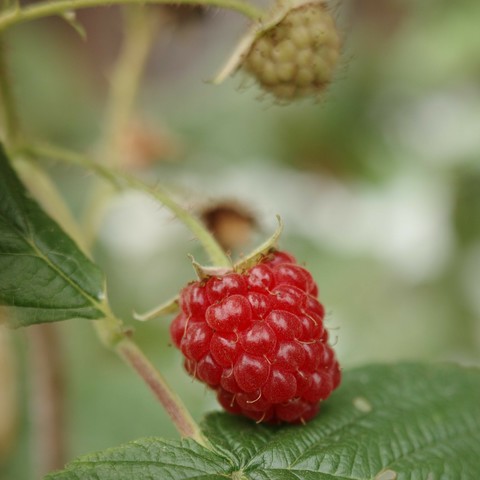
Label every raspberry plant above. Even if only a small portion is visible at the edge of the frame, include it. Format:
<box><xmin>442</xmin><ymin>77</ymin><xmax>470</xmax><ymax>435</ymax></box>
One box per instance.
<box><xmin>1</xmin><ymin>0</ymin><xmax>480</xmax><ymax>479</ymax></box>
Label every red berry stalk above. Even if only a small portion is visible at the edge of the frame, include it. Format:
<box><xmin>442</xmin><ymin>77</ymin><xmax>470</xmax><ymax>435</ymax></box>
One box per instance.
<box><xmin>170</xmin><ymin>250</ymin><xmax>341</xmax><ymax>424</ymax></box>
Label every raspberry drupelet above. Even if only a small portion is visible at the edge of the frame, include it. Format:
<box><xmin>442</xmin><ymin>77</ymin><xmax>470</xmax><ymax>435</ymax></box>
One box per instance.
<box><xmin>170</xmin><ymin>250</ymin><xmax>341</xmax><ymax>424</ymax></box>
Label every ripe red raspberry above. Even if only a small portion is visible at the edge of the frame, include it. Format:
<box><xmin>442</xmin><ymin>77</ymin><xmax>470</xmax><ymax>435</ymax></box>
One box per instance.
<box><xmin>170</xmin><ymin>250</ymin><xmax>341</xmax><ymax>423</ymax></box>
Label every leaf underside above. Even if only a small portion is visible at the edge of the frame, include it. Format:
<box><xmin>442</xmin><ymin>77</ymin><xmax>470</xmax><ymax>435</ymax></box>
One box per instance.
<box><xmin>0</xmin><ymin>144</ymin><xmax>105</xmax><ymax>327</ymax></box>
<box><xmin>47</xmin><ymin>363</ymin><xmax>480</xmax><ymax>480</ymax></box>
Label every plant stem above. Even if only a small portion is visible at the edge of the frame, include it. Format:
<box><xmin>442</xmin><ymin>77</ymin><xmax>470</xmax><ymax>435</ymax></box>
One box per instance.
<box><xmin>82</xmin><ymin>6</ymin><xmax>159</xmax><ymax>247</ymax></box>
<box><xmin>0</xmin><ymin>0</ymin><xmax>264</xmax><ymax>32</ymax></box>
<box><xmin>23</xmin><ymin>141</ymin><xmax>232</xmax><ymax>267</ymax></box>
<box><xmin>101</xmin><ymin>6</ymin><xmax>159</xmax><ymax>166</ymax></box>
<box><xmin>116</xmin><ymin>337</ymin><xmax>207</xmax><ymax>444</ymax></box>
<box><xmin>0</xmin><ymin>37</ymin><xmax>20</xmax><ymax>146</ymax></box>
<box><xmin>92</xmin><ymin>310</ymin><xmax>207</xmax><ymax>445</ymax></box>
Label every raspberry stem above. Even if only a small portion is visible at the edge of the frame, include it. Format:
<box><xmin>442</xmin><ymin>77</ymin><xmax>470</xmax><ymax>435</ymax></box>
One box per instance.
<box><xmin>21</xmin><ymin>141</ymin><xmax>232</xmax><ymax>267</ymax></box>
<box><xmin>0</xmin><ymin>0</ymin><xmax>264</xmax><ymax>32</ymax></box>
<box><xmin>116</xmin><ymin>336</ymin><xmax>208</xmax><ymax>444</ymax></box>
<box><xmin>81</xmin><ymin>6</ymin><xmax>159</xmax><ymax>249</ymax></box>
<box><xmin>101</xmin><ymin>7</ymin><xmax>159</xmax><ymax>167</ymax></box>
<box><xmin>94</xmin><ymin>311</ymin><xmax>207</xmax><ymax>444</ymax></box>
<box><xmin>0</xmin><ymin>38</ymin><xmax>21</xmax><ymax>147</ymax></box>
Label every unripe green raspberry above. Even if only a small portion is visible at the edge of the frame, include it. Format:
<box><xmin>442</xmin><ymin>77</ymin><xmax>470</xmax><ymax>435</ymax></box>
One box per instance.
<box><xmin>243</xmin><ymin>2</ymin><xmax>340</xmax><ymax>101</ymax></box>
<box><xmin>213</xmin><ymin>0</ymin><xmax>341</xmax><ymax>102</ymax></box>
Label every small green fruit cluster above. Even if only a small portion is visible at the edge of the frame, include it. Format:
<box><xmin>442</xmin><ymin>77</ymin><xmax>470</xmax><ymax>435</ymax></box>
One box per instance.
<box><xmin>244</xmin><ymin>1</ymin><xmax>340</xmax><ymax>101</ymax></box>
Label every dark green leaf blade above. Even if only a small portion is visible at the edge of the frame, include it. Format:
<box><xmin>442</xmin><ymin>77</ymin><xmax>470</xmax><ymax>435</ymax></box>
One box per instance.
<box><xmin>0</xmin><ymin>144</ymin><xmax>105</xmax><ymax>327</ymax></box>
<box><xmin>206</xmin><ymin>363</ymin><xmax>480</xmax><ymax>480</ymax></box>
<box><xmin>46</xmin><ymin>363</ymin><xmax>480</xmax><ymax>480</ymax></box>
<box><xmin>46</xmin><ymin>437</ymin><xmax>234</xmax><ymax>480</ymax></box>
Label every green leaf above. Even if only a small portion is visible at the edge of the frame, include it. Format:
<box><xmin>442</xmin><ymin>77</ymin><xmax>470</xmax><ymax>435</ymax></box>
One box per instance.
<box><xmin>47</xmin><ymin>363</ymin><xmax>480</xmax><ymax>480</ymax></box>
<box><xmin>0</xmin><ymin>144</ymin><xmax>105</xmax><ymax>327</ymax></box>
<box><xmin>48</xmin><ymin>437</ymin><xmax>234</xmax><ymax>480</ymax></box>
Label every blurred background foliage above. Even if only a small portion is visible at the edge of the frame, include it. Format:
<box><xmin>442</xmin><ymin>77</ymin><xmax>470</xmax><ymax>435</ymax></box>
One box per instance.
<box><xmin>1</xmin><ymin>0</ymin><xmax>480</xmax><ymax>478</ymax></box>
